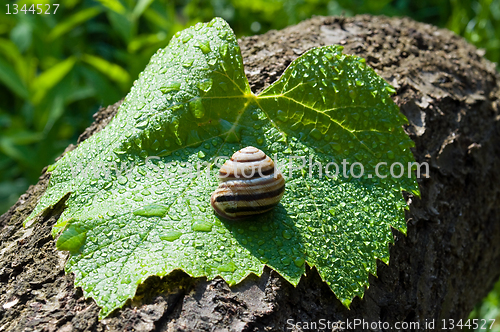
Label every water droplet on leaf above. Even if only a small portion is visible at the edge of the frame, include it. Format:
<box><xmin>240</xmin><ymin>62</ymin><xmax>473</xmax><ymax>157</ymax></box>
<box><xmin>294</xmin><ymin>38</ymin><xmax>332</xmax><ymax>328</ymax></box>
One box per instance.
<box><xmin>160</xmin><ymin>231</ymin><xmax>183</xmax><ymax>242</ymax></box>
<box><xmin>182</xmin><ymin>58</ymin><xmax>194</xmax><ymax>68</ymax></box>
<box><xmin>277</xmin><ymin>110</ymin><xmax>288</xmax><ymax>122</ymax></box>
<box><xmin>182</xmin><ymin>33</ymin><xmax>193</xmax><ymax>43</ymax></box>
<box><xmin>195</xmin><ymin>40</ymin><xmax>211</xmax><ymax>54</ymax></box>
<box><xmin>197</xmin><ymin>78</ymin><xmax>213</xmax><ymax>93</ymax></box>
<box><xmin>189</xmin><ymin>98</ymin><xmax>205</xmax><ymax>118</ymax></box>
<box><xmin>293</xmin><ymin>257</ymin><xmax>305</xmax><ymax>267</ymax></box>
<box><xmin>160</xmin><ymin>81</ymin><xmax>181</xmax><ymax>94</ymax></box>
<box><xmin>133</xmin><ymin>204</ymin><xmax>168</xmax><ymax>217</ymax></box>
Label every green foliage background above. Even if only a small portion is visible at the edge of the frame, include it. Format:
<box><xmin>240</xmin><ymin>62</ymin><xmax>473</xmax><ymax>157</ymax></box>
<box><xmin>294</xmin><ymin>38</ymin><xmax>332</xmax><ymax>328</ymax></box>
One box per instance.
<box><xmin>0</xmin><ymin>0</ymin><xmax>498</xmax><ymax>327</ymax></box>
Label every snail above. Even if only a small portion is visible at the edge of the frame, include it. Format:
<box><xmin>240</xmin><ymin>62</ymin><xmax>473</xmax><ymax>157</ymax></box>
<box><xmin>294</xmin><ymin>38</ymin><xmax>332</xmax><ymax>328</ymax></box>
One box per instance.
<box><xmin>210</xmin><ymin>146</ymin><xmax>285</xmax><ymax>220</ymax></box>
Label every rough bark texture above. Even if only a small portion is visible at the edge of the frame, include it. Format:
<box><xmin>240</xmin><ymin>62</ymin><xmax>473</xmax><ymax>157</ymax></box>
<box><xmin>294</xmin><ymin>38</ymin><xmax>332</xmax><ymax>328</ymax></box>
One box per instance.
<box><xmin>1</xmin><ymin>15</ymin><xmax>500</xmax><ymax>331</ymax></box>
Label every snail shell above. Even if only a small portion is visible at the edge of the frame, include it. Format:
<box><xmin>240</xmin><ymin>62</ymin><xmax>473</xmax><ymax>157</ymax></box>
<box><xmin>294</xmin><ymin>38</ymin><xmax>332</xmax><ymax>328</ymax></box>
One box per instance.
<box><xmin>210</xmin><ymin>146</ymin><xmax>285</xmax><ymax>220</ymax></box>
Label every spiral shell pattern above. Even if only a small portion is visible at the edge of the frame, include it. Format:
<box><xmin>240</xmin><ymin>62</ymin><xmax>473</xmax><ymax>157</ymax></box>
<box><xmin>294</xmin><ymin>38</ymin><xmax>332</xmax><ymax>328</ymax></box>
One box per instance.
<box><xmin>210</xmin><ymin>146</ymin><xmax>285</xmax><ymax>220</ymax></box>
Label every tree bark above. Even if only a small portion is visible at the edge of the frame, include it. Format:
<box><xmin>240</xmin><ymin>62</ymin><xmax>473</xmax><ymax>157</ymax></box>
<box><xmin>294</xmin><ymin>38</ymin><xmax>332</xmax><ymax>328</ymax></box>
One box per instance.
<box><xmin>1</xmin><ymin>15</ymin><xmax>499</xmax><ymax>332</ymax></box>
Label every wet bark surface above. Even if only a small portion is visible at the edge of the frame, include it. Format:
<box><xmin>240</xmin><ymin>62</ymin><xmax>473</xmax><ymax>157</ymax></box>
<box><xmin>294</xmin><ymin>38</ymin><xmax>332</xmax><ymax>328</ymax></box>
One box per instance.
<box><xmin>1</xmin><ymin>15</ymin><xmax>500</xmax><ymax>332</ymax></box>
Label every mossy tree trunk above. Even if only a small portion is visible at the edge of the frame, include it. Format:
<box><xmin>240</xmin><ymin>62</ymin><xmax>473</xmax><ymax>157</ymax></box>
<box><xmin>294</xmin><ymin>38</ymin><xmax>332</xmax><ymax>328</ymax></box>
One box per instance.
<box><xmin>1</xmin><ymin>15</ymin><xmax>500</xmax><ymax>332</ymax></box>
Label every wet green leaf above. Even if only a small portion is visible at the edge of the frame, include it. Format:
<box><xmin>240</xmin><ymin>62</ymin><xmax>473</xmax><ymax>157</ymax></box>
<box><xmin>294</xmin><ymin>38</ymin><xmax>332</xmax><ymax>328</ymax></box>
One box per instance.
<box><xmin>25</xmin><ymin>17</ymin><xmax>419</xmax><ymax>318</ymax></box>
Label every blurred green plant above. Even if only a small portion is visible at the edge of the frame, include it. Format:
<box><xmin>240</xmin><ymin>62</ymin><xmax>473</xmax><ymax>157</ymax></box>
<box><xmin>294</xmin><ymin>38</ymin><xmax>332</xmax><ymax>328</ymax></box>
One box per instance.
<box><xmin>1</xmin><ymin>0</ymin><xmax>499</xmax><ymax>215</ymax></box>
<box><xmin>468</xmin><ymin>278</ymin><xmax>500</xmax><ymax>332</ymax></box>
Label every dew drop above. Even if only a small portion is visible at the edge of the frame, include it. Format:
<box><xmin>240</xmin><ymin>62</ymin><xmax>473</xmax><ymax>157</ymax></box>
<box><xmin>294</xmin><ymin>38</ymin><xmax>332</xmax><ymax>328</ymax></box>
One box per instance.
<box><xmin>220</xmin><ymin>43</ymin><xmax>228</xmax><ymax>57</ymax></box>
<box><xmin>208</xmin><ymin>17</ymin><xmax>217</xmax><ymax>27</ymax></box>
<box><xmin>195</xmin><ymin>40</ymin><xmax>211</xmax><ymax>54</ymax></box>
<box><xmin>276</xmin><ymin>110</ymin><xmax>288</xmax><ymax>122</ymax></box>
<box><xmin>293</xmin><ymin>257</ymin><xmax>305</xmax><ymax>267</ymax></box>
<box><xmin>118</xmin><ymin>176</ymin><xmax>128</xmax><ymax>185</ymax></box>
<box><xmin>217</xmin><ymin>261</ymin><xmax>236</xmax><ymax>273</ymax></box>
<box><xmin>386</xmin><ymin>86</ymin><xmax>396</xmax><ymax>94</ymax></box>
<box><xmin>218</xmin><ymin>30</ymin><xmax>228</xmax><ymax>39</ymax></box>
<box><xmin>281</xmin><ymin>257</ymin><xmax>292</xmax><ymax>266</ymax></box>
<box><xmin>135</xmin><ymin>118</ymin><xmax>149</xmax><ymax>129</ymax></box>
<box><xmin>182</xmin><ymin>58</ymin><xmax>194</xmax><ymax>68</ymax></box>
<box><xmin>207</xmin><ymin>58</ymin><xmax>217</xmax><ymax>66</ymax></box>
<box><xmin>317</xmin><ymin>67</ymin><xmax>327</xmax><ymax>78</ymax></box>
<box><xmin>198</xmin><ymin>151</ymin><xmax>206</xmax><ymax>158</ymax></box>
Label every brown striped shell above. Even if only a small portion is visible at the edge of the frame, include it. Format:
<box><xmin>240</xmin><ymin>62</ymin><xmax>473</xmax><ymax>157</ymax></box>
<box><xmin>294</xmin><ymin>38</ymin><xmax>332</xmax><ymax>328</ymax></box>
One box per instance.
<box><xmin>210</xmin><ymin>146</ymin><xmax>285</xmax><ymax>220</ymax></box>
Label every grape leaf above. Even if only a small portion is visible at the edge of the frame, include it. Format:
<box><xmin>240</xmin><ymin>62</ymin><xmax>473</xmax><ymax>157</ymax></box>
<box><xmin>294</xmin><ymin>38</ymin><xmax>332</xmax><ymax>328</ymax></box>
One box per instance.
<box><xmin>25</xmin><ymin>17</ymin><xmax>419</xmax><ymax>318</ymax></box>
